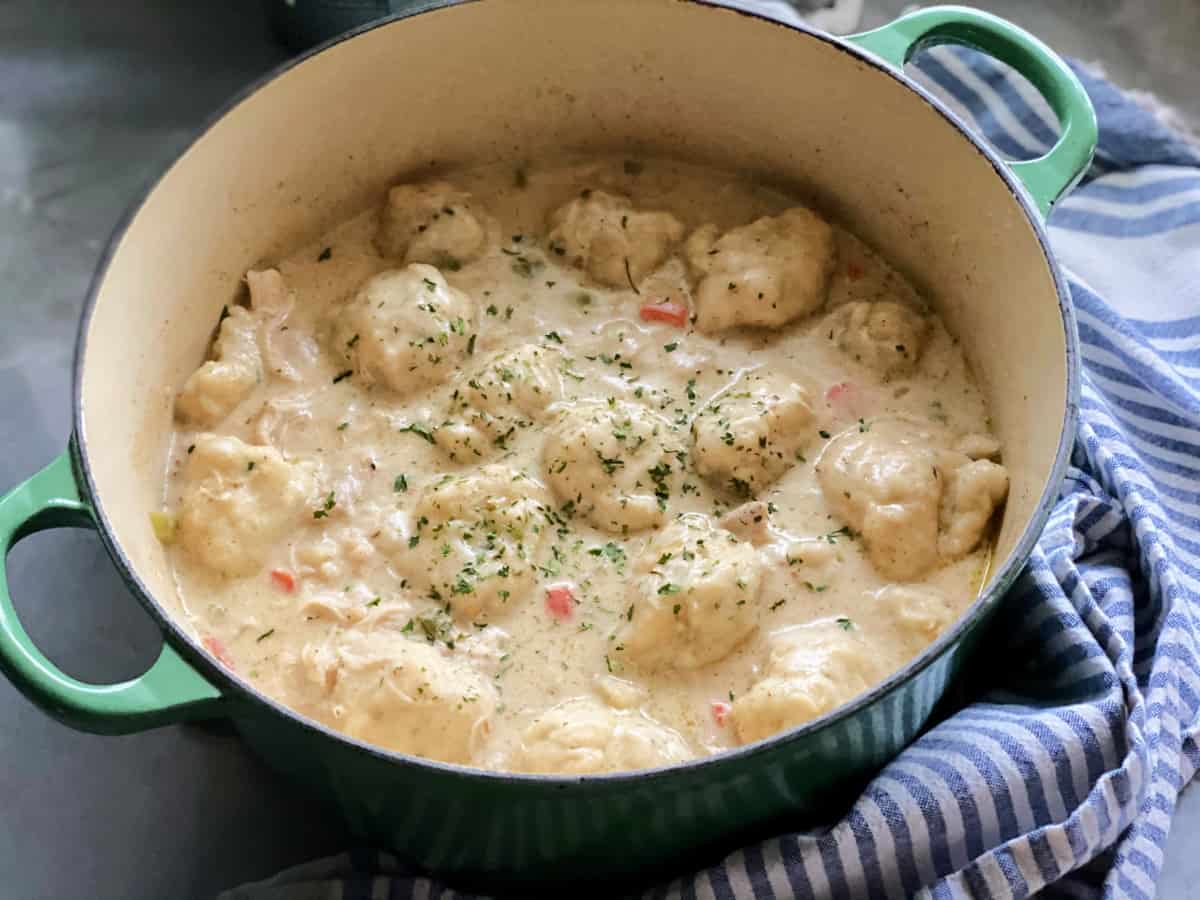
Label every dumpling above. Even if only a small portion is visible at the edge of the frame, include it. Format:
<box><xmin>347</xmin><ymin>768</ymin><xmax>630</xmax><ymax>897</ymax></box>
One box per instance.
<box><xmin>691</xmin><ymin>376</ymin><xmax>813</xmax><ymax>496</ymax></box>
<box><xmin>512</xmin><ymin>698</ymin><xmax>691</xmax><ymax>774</ymax></box>
<box><xmin>823</xmin><ymin>300</ymin><xmax>928</xmax><ymax>379</ymax></box>
<box><xmin>685</xmin><ymin>206</ymin><xmax>835</xmax><ymax>332</ymax></box>
<box><xmin>434</xmin><ymin>343</ymin><xmax>564</xmax><ymax>461</ymax></box>
<box><xmin>392</xmin><ymin>465</ymin><xmax>552</xmax><ymax>623</ymax></box>
<box><xmin>375</xmin><ymin>180</ymin><xmax>489</xmax><ymax>267</ymax></box>
<box><xmin>816</xmin><ymin>420</ymin><xmax>941</xmax><ymax>580</ymax></box>
<box><xmin>732</xmin><ymin>619</ymin><xmax>878</xmax><ymax>745</ymax></box>
<box><xmin>815</xmin><ymin>419</ymin><xmax>1008</xmax><ymax>580</ymax></box>
<box><xmin>873</xmin><ymin>585</ymin><xmax>956</xmax><ymax>641</ymax></box>
<box><xmin>177</xmin><ymin>434</ymin><xmax>314</xmax><ymax>577</ymax></box>
<box><xmin>718</xmin><ymin>500</ymin><xmax>774</xmax><ymax>546</ymax></box>
<box><xmin>547</xmin><ymin>190</ymin><xmax>684</xmax><ymax>289</ymax></box>
<box><xmin>245</xmin><ymin>267</ymin><xmax>290</xmax><ymax>314</ymax></box>
<box><xmin>542</xmin><ymin>399</ymin><xmax>684</xmax><ymax>534</ymax></box>
<box><xmin>176</xmin><ymin>306</ymin><xmax>261</xmax><ymax>426</ymax></box>
<box><xmin>616</xmin><ymin>514</ymin><xmax>765</xmax><ymax>671</ymax></box>
<box><xmin>333</xmin><ymin>264</ymin><xmax>476</xmax><ymax>397</ymax></box>
<box><xmin>299</xmin><ymin>629</ymin><xmax>497</xmax><ymax>765</ymax></box>
<box><xmin>938</xmin><ymin>458</ymin><xmax>1010</xmax><ymax>559</ymax></box>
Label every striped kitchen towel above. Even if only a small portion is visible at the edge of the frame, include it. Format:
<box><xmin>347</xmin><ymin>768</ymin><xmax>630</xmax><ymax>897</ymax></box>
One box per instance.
<box><xmin>221</xmin><ymin>19</ymin><xmax>1200</xmax><ymax>900</ymax></box>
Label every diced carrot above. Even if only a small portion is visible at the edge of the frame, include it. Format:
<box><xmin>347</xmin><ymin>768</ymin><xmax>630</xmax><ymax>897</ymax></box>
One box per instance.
<box><xmin>711</xmin><ymin>701</ymin><xmax>732</xmax><ymax>727</ymax></box>
<box><xmin>270</xmin><ymin>568</ymin><xmax>297</xmax><ymax>593</ymax></box>
<box><xmin>201</xmin><ymin>635</ymin><xmax>236</xmax><ymax>670</ymax></box>
<box><xmin>545</xmin><ymin>584</ymin><xmax>575</xmax><ymax>621</ymax></box>
<box><xmin>846</xmin><ymin>262</ymin><xmax>864</xmax><ymax>281</ymax></box>
<box><xmin>639</xmin><ymin>301</ymin><xmax>689</xmax><ymax>327</ymax></box>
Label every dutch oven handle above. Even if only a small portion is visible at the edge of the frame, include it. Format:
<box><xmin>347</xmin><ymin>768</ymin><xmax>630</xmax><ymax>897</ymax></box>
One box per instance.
<box><xmin>847</xmin><ymin>5</ymin><xmax>1099</xmax><ymax>218</ymax></box>
<box><xmin>0</xmin><ymin>450</ymin><xmax>226</xmax><ymax>733</ymax></box>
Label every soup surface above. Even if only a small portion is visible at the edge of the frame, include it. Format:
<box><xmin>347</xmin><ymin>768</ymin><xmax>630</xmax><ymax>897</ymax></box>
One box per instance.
<box><xmin>158</xmin><ymin>157</ymin><xmax>1008</xmax><ymax>773</ymax></box>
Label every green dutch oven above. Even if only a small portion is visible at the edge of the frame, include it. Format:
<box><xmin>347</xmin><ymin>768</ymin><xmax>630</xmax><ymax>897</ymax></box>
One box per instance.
<box><xmin>0</xmin><ymin>1</ymin><xmax>1095</xmax><ymax>890</ymax></box>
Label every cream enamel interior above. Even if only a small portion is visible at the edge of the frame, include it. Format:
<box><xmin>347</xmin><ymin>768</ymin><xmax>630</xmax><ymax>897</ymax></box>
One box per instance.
<box><xmin>78</xmin><ymin>0</ymin><xmax>1067</xmax><ymax>724</ymax></box>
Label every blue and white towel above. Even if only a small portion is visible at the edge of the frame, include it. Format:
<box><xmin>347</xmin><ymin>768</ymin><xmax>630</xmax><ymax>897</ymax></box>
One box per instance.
<box><xmin>222</xmin><ymin>24</ymin><xmax>1200</xmax><ymax>900</ymax></box>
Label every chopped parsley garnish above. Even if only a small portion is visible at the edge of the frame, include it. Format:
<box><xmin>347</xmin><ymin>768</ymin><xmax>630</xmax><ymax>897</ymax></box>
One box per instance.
<box><xmin>486</xmin><ymin>304</ymin><xmax>499</xmax><ymax>316</ymax></box>
<box><xmin>337</xmin><ymin>422</ymin><xmax>349</xmax><ymax>431</ymax></box>
<box><xmin>398</xmin><ymin>423</ymin><xmax>436</xmax><ymax>444</ymax></box>
<box><xmin>663</xmin><ymin>342</ymin><xmax>678</xmax><ymax>353</ymax></box>
<box><xmin>332</xmin><ymin>369</ymin><xmax>353</xmax><ymax>384</ymax></box>
<box><xmin>366</xmin><ymin>597</ymin><xmax>382</xmax><ymax>607</ymax></box>
<box><xmin>823</xmin><ymin>526</ymin><xmax>853</xmax><ymax>544</ymax></box>
<box><xmin>317</xmin><ymin>247</ymin><xmax>332</xmax><ymax>262</ymax></box>
<box><xmin>256</xmin><ymin>628</ymin><xmax>275</xmax><ymax>642</ymax></box>
<box><xmin>648</xmin><ymin>461</ymin><xmax>672</xmax><ymax>510</ymax></box>
<box><xmin>467</xmin><ymin>334</ymin><xmax>477</xmax><ymax>355</ymax></box>
<box><xmin>493</xmin><ymin>425</ymin><xmax>516</xmax><ymax>450</ymax></box>
<box><xmin>770</xmin><ymin>598</ymin><xmax>787</xmax><ymax>611</ymax></box>
<box><xmin>544</xmin><ymin>331</ymin><xmax>564</xmax><ymax>344</ymax></box>
<box><xmin>511</xmin><ymin>256</ymin><xmax>536</xmax><ymax>278</ymax></box>
<box><xmin>346</xmin><ymin>333</ymin><xmax>360</xmax><ymax>348</ymax></box>
<box><xmin>818</xmin><ymin>429</ymin><xmax>831</xmax><ymax>439</ymax></box>
<box><xmin>836</xmin><ymin>616</ymin><xmax>855</xmax><ymax>631</ymax></box>
<box><xmin>657</xmin><ymin>583</ymin><xmax>681</xmax><ymax>596</ymax></box>
<box><xmin>409</xmin><ymin>610</ymin><xmax>456</xmax><ymax>645</ymax></box>
<box><xmin>422</xmin><ymin>277</ymin><xmax>437</xmax><ymax>291</ymax></box>
<box><xmin>393</xmin><ymin>474</ymin><xmax>408</xmax><ymax>493</ymax></box>
<box><xmin>672</xmin><ymin>603</ymin><xmax>682</xmax><ymax>616</ymax></box>
<box><xmin>804</xmin><ymin>581</ymin><xmax>827</xmax><ymax>593</ymax></box>
<box><xmin>597</xmin><ymin>453</ymin><xmax>624</xmax><ymax>475</ymax></box>
<box><xmin>312</xmin><ymin>491</ymin><xmax>336</xmax><ymax>519</ymax></box>
<box><xmin>588</xmin><ymin>542</ymin><xmax>626</xmax><ymax>568</ymax></box>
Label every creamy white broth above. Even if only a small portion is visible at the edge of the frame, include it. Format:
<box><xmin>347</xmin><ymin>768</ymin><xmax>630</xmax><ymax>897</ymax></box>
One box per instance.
<box><xmin>159</xmin><ymin>156</ymin><xmax>1006</xmax><ymax>773</ymax></box>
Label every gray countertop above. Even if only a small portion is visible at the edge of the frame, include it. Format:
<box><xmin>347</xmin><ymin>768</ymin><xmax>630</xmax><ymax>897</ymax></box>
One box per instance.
<box><xmin>0</xmin><ymin>2</ymin><xmax>1195</xmax><ymax>897</ymax></box>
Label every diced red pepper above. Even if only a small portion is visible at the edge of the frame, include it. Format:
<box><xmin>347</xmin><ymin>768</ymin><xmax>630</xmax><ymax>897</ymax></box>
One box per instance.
<box><xmin>545</xmin><ymin>584</ymin><xmax>575</xmax><ymax>621</ymax></box>
<box><xmin>202</xmin><ymin>635</ymin><xmax>236</xmax><ymax>670</ymax></box>
<box><xmin>711</xmin><ymin>701</ymin><xmax>732</xmax><ymax>727</ymax></box>
<box><xmin>825</xmin><ymin>380</ymin><xmax>864</xmax><ymax>419</ymax></box>
<box><xmin>845</xmin><ymin>262</ymin><xmax>864</xmax><ymax>281</ymax></box>
<box><xmin>270</xmin><ymin>568</ymin><xmax>297</xmax><ymax>593</ymax></box>
<box><xmin>639</xmin><ymin>301</ymin><xmax>689</xmax><ymax>327</ymax></box>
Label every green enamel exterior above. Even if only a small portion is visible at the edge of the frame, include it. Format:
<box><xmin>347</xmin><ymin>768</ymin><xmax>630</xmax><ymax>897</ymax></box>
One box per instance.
<box><xmin>0</xmin><ymin>450</ymin><xmax>224</xmax><ymax>734</ymax></box>
<box><xmin>0</xmin><ymin>5</ymin><xmax>1093</xmax><ymax>888</ymax></box>
<box><xmin>847</xmin><ymin>5</ymin><xmax>1099</xmax><ymax>218</ymax></box>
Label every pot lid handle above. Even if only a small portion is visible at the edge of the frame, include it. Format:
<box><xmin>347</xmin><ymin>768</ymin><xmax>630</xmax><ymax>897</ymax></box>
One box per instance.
<box><xmin>847</xmin><ymin>5</ymin><xmax>1098</xmax><ymax>218</ymax></box>
<box><xmin>0</xmin><ymin>450</ymin><xmax>227</xmax><ymax>734</ymax></box>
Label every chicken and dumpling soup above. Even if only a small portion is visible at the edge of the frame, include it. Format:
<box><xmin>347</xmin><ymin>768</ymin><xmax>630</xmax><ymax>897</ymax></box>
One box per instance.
<box><xmin>157</xmin><ymin>157</ymin><xmax>1007</xmax><ymax>772</ymax></box>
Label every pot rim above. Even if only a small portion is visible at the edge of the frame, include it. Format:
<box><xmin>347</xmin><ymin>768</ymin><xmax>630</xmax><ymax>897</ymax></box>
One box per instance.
<box><xmin>70</xmin><ymin>0</ymin><xmax>1081</xmax><ymax>786</ymax></box>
